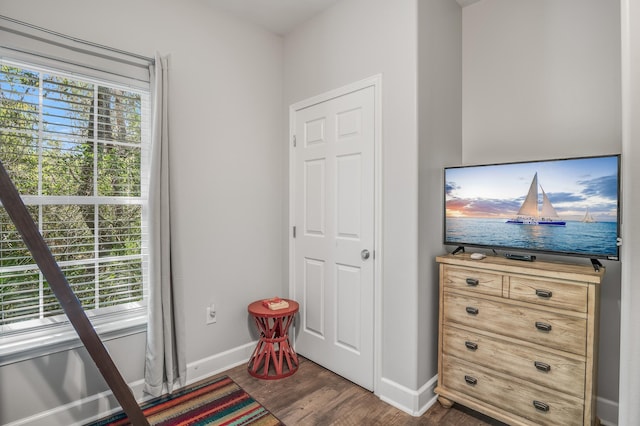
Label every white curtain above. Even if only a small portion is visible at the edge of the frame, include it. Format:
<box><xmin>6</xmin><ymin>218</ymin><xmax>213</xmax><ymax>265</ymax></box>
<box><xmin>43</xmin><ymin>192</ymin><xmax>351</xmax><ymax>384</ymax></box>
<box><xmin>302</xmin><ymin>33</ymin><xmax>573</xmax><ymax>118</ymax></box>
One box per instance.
<box><xmin>144</xmin><ymin>53</ymin><xmax>186</xmax><ymax>396</ymax></box>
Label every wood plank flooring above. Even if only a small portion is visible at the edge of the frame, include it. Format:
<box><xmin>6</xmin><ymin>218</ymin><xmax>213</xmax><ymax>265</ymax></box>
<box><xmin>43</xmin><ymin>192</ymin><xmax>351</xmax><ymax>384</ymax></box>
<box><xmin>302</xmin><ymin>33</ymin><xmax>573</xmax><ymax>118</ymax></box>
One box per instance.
<box><xmin>216</xmin><ymin>356</ymin><xmax>507</xmax><ymax>425</ymax></box>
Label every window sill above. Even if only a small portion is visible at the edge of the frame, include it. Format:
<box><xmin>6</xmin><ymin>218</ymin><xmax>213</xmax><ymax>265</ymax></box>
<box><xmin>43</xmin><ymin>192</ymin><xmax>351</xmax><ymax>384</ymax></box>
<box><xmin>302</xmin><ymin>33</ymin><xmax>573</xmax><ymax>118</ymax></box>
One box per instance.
<box><xmin>0</xmin><ymin>306</ymin><xmax>147</xmax><ymax>367</ymax></box>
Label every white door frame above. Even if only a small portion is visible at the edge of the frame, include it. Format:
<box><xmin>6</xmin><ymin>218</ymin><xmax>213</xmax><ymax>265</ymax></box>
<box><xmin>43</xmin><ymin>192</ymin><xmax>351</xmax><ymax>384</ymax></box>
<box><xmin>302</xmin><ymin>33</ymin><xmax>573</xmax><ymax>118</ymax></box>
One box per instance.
<box><xmin>288</xmin><ymin>74</ymin><xmax>382</xmax><ymax>394</ymax></box>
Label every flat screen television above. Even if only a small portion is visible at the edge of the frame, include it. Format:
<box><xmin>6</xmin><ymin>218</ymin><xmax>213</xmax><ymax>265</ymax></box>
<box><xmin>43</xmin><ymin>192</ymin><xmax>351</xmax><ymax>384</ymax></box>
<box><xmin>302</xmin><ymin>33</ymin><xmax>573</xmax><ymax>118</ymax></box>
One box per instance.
<box><xmin>443</xmin><ymin>154</ymin><xmax>621</xmax><ymax>262</ymax></box>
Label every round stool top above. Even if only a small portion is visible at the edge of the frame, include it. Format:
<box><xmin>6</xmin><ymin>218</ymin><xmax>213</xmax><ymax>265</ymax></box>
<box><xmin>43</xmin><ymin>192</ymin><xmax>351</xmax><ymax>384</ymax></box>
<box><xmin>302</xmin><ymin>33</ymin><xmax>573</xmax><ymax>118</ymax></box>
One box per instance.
<box><xmin>248</xmin><ymin>299</ymin><xmax>299</xmax><ymax>317</ymax></box>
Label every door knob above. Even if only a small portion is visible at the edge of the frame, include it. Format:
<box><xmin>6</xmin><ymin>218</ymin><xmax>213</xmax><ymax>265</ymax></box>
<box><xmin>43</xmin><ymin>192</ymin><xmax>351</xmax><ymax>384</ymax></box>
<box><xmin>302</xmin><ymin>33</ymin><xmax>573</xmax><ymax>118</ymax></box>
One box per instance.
<box><xmin>361</xmin><ymin>249</ymin><xmax>370</xmax><ymax>260</ymax></box>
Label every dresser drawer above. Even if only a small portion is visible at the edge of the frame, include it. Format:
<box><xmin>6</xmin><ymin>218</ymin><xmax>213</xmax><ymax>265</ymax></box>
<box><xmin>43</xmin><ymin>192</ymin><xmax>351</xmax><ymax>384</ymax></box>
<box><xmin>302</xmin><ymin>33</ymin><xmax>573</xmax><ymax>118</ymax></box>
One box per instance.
<box><xmin>442</xmin><ymin>355</ymin><xmax>584</xmax><ymax>426</ymax></box>
<box><xmin>443</xmin><ymin>292</ymin><xmax>587</xmax><ymax>355</ymax></box>
<box><xmin>510</xmin><ymin>276</ymin><xmax>588</xmax><ymax>312</ymax></box>
<box><xmin>442</xmin><ymin>325</ymin><xmax>586</xmax><ymax>398</ymax></box>
<box><xmin>442</xmin><ymin>265</ymin><xmax>503</xmax><ymax>297</ymax></box>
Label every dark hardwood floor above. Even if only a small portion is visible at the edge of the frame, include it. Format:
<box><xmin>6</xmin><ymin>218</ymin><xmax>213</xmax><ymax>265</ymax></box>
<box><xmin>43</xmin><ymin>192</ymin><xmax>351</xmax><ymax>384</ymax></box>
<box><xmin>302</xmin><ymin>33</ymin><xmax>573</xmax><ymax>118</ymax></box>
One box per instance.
<box><xmin>216</xmin><ymin>356</ymin><xmax>507</xmax><ymax>425</ymax></box>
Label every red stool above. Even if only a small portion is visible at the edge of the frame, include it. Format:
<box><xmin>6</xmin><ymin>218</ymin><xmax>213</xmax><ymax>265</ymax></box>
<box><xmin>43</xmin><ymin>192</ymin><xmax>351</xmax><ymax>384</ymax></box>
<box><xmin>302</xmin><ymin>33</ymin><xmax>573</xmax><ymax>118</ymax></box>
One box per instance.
<box><xmin>247</xmin><ymin>299</ymin><xmax>299</xmax><ymax>379</ymax></box>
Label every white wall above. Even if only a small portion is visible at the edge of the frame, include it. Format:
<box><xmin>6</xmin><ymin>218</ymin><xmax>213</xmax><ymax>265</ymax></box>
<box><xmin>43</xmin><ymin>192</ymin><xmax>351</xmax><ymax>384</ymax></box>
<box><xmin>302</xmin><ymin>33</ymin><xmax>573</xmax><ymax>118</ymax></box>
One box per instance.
<box><xmin>283</xmin><ymin>0</ymin><xmax>421</xmax><ymax>397</ymax></box>
<box><xmin>463</xmin><ymin>0</ymin><xmax>621</xmax><ymax>163</ymax></box>
<box><xmin>3</xmin><ymin>0</ymin><xmax>627</xmax><ymax>424</ymax></box>
<box><xmin>1</xmin><ymin>0</ymin><xmax>461</xmax><ymax>421</ymax></box>
<box><xmin>417</xmin><ymin>0</ymin><xmax>462</xmax><ymax>386</ymax></box>
<box><xmin>283</xmin><ymin>0</ymin><xmax>462</xmax><ymax>414</ymax></box>
<box><xmin>620</xmin><ymin>1</ymin><xmax>640</xmax><ymax>424</ymax></box>
<box><xmin>0</xmin><ymin>1</ymin><xmax>284</xmax><ymax>424</ymax></box>
<box><xmin>463</xmin><ymin>0</ymin><xmax>622</xmax><ymax>423</ymax></box>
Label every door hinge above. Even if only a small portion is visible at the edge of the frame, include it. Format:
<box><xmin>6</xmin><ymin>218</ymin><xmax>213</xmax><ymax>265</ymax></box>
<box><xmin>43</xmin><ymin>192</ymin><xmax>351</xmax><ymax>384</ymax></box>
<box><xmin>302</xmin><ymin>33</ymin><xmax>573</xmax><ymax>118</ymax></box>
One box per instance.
<box><xmin>293</xmin><ymin>226</ymin><xmax>296</xmax><ymax>238</ymax></box>
<box><xmin>293</xmin><ymin>135</ymin><xmax>296</xmax><ymax>147</ymax></box>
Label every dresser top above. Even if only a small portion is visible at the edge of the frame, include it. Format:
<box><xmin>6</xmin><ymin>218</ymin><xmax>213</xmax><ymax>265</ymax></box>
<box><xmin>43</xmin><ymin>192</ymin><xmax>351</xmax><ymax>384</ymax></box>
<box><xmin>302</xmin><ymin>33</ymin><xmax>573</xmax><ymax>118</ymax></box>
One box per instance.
<box><xmin>436</xmin><ymin>253</ymin><xmax>605</xmax><ymax>284</ymax></box>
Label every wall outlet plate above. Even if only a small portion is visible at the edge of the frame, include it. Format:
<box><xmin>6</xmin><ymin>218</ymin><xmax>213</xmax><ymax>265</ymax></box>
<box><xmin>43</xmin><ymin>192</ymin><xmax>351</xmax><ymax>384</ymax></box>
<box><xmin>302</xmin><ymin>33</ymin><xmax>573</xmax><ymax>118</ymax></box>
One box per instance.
<box><xmin>206</xmin><ymin>305</ymin><xmax>216</xmax><ymax>324</ymax></box>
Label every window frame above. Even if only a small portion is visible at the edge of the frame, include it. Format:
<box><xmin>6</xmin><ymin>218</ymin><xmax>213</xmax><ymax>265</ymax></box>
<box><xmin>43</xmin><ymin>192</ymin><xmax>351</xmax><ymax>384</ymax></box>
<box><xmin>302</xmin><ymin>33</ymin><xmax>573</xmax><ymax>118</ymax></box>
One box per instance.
<box><xmin>0</xmin><ymin>58</ymin><xmax>150</xmax><ymax>366</ymax></box>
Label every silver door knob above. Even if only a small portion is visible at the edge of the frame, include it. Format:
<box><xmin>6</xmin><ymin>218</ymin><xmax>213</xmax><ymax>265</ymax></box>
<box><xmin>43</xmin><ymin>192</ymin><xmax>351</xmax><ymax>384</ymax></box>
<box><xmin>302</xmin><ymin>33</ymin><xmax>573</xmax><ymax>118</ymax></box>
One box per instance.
<box><xmin>361</xmin><ymin>249</ymin><xmax>370</xmax><ymax>260</ymax></box>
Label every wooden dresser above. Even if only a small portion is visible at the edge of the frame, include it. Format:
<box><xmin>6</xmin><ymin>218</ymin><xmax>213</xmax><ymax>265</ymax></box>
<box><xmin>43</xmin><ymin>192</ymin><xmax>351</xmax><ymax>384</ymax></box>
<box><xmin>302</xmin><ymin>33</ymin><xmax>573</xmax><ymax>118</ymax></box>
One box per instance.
<box><xmin>435</xmin><ymin>253</ymin><xmax>603</xmax><ymax>426</ymax></box>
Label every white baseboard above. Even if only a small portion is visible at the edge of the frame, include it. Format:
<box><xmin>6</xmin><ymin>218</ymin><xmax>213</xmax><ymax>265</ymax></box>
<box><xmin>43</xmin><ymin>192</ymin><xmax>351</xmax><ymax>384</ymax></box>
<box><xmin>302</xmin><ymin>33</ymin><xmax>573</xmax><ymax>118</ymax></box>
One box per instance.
<box><xmin>378</xmin><ymin>376</ymin><xmax>620</xmax><ymax>425</ymax></box>
<box><xmin>6</xmin><ymin>350</ymin><xmax>619</xmax><ymax>426</ymax></box>
<box><xmin>597</xmin><ymin>396</ymin><xmax>619</xmax><ymax>426</ymax></box>
<box><xmin>5</xmin><ymin>341</ymin><xmax>257</xmax><ymax>426</ymax></box>
<box><xmin>4</xmin><ymin>379</ymin><xmax>149</xmax><ymax>426</ymax></box>
<box><xmin>377</xmin><ymin>374</ymin><xmax>438</xmax><ymax>417</ymax></box>
<box><xmin>185</xmin><ymin>341</ymin><xmax>256</xmax><ymax>384</ymax></box>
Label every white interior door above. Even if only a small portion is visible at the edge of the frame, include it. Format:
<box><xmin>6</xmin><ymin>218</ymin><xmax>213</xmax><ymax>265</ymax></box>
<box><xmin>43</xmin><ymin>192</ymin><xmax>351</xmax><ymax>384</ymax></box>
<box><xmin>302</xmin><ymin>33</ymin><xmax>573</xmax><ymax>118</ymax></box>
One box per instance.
<box><xmin>291</xmin><ymin>85</ymin><xmax>375</xmax><ymax>390</ymax></box>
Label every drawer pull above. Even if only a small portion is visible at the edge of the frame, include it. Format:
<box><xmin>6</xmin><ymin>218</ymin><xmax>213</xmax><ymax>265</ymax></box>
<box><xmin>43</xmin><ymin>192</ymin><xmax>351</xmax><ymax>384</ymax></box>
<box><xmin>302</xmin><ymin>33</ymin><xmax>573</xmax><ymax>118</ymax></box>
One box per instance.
<box><xmin>466</xmin><ymin>278</ymin><xmax>479</xmax><ymax>286</ymax></box>
<box><xmin>534</xmin><ymin>361</ymin><xmax>551</xmax><ymax>372</ymax></box>
<box><xmin>535</xmin><ymin>321</ymin><xmax>552</xmax><ymax>332</ymax></box>
<box><xmin>465</xmin><ymin>341</ymin><xmax>478</xmax><ymax>351</ymax></box>
<box><xmin>465</xmin><ymin>306</ymin><xmax>479</xmax><ymax>315</ymax></box>
<box><xmin>464</xmin><ymin>375</ymin><xmax>478</xmax><ymax>385</ymax></box>
<box><xmin>535</xmin><ymin>289</ymin><xmax>553</xmax><ymax>298</ymax></box>
<box><xmin>533</xmin><ymin>400</ymin><xmax>550</xmax><ymax>412</ymax></box>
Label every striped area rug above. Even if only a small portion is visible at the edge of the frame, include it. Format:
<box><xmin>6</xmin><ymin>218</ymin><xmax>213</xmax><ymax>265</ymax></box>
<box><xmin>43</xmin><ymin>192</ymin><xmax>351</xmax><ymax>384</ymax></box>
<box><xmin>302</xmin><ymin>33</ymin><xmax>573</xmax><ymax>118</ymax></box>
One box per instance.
<box><xmin>87</xmin><ymin>376</ymin><xmax>283</xmax><ymax>426</ymax></box>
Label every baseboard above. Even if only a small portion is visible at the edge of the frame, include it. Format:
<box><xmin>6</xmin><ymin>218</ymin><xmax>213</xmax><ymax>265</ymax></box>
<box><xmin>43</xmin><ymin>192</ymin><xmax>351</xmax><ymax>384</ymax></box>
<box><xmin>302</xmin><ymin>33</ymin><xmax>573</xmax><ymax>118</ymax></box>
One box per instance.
<box><xmin>377</xmin><ymin>374</ymin><xmax>438</xmax><ymax>417</ymax></box>
<box><xmin>185</xmin><ymin>341</ymin><xmax>255</xmax><ymax>384</ymax></box>
<box><xmin>4</xmin><ymin>379</ymin><xmax>150</xmax><ymax>426</ymax></box>
<box><xmin>597</xmin><ymin>396</ymin><xmax>619</xmax><ymax>426</ymax></box>
<box><xmin>6</xmin><ymin>350</ymin><xmax>619</xmax><ymax>425</ymax></box>
<box><xmin>377</xmin><ymin>376</ymin><xmax>619</xmax><ymax>424</ymax></box>
<box><xmin>5</xmin><ymin>341</ymin><xmax>257</xmax><ymax>426</ymax></box>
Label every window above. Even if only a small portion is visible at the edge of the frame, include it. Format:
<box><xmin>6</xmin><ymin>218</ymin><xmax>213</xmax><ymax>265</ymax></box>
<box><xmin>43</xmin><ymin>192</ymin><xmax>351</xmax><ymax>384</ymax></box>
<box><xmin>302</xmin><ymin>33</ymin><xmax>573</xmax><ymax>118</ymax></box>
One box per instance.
<box><xmin>0</xmin><ymin>59</ymin><xmax>150</xmax><ymax>362</ymax></box>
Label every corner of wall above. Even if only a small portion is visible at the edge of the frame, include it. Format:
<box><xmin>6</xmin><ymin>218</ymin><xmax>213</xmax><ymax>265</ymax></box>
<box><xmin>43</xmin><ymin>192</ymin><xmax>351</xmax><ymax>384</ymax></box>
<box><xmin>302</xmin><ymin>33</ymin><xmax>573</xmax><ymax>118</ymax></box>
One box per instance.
<box><xmin>597</xmin><ymin>396</ymin><xmax>619</xmax><ymax>425</ymax></box>
<box><xmin>377</xmin><ymin>374</ymin><xmax>439</xmax><ymax>417</ymax></box>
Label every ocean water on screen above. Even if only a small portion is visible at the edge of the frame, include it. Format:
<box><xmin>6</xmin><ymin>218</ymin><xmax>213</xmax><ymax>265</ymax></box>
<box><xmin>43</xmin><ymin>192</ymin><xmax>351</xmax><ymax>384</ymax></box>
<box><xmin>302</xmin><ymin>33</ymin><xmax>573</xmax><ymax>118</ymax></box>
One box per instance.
<box><xmin>445</xmin><ymin>217</ymin><xmax>618</xmax><ymax>257</ymax></box>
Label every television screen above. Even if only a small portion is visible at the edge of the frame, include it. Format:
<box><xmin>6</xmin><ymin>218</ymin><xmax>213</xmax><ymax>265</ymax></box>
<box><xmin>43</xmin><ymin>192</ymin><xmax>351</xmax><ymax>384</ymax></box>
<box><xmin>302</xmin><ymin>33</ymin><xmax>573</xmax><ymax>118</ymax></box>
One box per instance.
<box><xmin>444</xmin><ymin>154</ymin><xmax>621</xmax><ymax>260</ymax></box>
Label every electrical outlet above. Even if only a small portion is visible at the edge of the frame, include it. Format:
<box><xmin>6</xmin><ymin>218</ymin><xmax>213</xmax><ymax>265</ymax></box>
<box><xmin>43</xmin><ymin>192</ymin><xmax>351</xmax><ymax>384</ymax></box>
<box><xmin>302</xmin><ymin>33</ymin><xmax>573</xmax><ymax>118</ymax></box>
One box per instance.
<box><xmin>206</xmin><ymin>304</ymin><xmax>216</xmax><ymax>325</ymax></box>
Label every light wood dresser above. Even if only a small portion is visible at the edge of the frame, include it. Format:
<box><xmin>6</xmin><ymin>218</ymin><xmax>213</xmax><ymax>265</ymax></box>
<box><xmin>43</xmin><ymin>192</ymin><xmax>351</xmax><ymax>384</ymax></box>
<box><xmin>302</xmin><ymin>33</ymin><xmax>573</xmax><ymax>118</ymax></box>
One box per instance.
<box><xmin>435</xmin><ymin>253</ymin><xmax>604</xmax><ymax>426</ymax></box>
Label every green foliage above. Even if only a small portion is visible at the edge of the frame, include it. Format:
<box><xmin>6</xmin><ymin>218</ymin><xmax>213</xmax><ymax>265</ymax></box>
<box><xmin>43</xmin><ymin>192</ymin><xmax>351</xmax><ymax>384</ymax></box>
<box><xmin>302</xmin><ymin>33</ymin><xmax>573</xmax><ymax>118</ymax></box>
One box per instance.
<box><xmin>0</xmin><ymin>63</ymin><xmax>145</xmax><ymax>325</ymax></box>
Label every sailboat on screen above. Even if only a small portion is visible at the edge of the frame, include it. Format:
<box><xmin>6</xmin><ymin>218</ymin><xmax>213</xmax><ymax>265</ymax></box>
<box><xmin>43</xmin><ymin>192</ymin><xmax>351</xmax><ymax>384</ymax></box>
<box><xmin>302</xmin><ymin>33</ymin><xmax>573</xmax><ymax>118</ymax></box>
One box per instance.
<box><xmin>506</xmin><ymin>172</ymin><xmax>566</xmax><ymax>226</ymax></box>
<box><xmin>581</xmin><ymin>208</ymin><xmax>596</xmax><ymax>223</ymax></box>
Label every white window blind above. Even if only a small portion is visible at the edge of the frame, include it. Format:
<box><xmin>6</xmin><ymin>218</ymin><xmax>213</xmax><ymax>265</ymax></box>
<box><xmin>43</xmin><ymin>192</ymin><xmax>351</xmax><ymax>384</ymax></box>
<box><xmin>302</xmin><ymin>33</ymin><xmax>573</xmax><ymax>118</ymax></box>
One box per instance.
<box><xmin>0</xmin><ymin>14</ymin><xmax>152</xmax><ymax>88</ymax></box>
<box><xmin>0</xmin><ymin>57</ymin><xmax>150</xmax><ymax>363</ymax></box>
